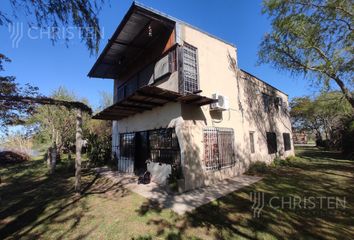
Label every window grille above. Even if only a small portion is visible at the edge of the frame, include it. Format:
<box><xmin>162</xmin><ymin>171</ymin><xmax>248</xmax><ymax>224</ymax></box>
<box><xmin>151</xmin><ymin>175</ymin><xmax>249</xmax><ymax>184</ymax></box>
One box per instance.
<box><xmin>120</xmin><ymin>133</ymin><xmax>135</xmax><ymax>160</ymax></box>
<box><xmin>283</xmin><ymin>133</ymin><xmax>291</xmax><ymax>151</ymax></box>
<box><xmin>117</xmin><ymin>48</ymin><xmax>177</xmax><ymax>101</ymax></box>
<box><xmin>203</xmin><ymin>128</ymin><xmax>235</xmax><ymax>171</ymax></box>
<box><xmin>266</xmin><ymin>132</ymin><xmax>277</xmax><ymax>154</ymax></box>
<box><xmin>249</xmin><ymin>131</ymin><xmax>255</xmax><ymax>154</ymax></box>
<box><xmin>182</xmin><ymin>43</ymin><xmax>199</xmax><ymax>94</ymax></box>
<box><xmin>149</xmin><ymin>128</ymin><xmax>180</xmax><ymax>165</ymax></box>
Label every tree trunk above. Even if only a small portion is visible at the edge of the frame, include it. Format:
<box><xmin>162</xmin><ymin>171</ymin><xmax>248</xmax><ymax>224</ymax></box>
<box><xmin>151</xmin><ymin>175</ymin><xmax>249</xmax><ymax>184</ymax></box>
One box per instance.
<box><xmin>332</xmin><ymin>75</ymin><xmax>354</xmax><ymax>109</ymax></box>
<box><xmin>47</xmin><ymin>147</ymin><xmax>52</xmax><ymax>169</ymax></box>
<box><xmin>50</xmin><ymin>142</ymin><xmax>57</xmax><ymax>174</ymax></box>
<box><xmin>75</xmin><ymin>109</ymin><xmax>83</xmax><ymax>193</ymax></box>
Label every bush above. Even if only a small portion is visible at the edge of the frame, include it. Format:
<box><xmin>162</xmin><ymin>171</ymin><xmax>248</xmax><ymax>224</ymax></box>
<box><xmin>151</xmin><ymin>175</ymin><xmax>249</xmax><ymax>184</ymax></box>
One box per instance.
<box><xmin>342</xmin><ymin>119</ymin><xmax>354</xmax><ymax>156</ymax></box>
<box><xmin>247</xmin><ymin>156</ymin><xmax>301</xmax><ymax>175</ymax></box>
<box><xmin>272</xmin><ymin>156</ymin><xmax>301</xmax><ymax>167</ymax></box>
<box><xmin>247</xmin><ymin>161</ymin><xmax>269</xmax><ymax>175</ymax></box>
<box><xmin>0</xmin><ymin>151</ymin><xmax>30</xmax><ymax>165</ymax></box>
<box><xmin>86</xmin><ymin>133</ymin><xmax>112</xmax><ymax>167</ymax></box>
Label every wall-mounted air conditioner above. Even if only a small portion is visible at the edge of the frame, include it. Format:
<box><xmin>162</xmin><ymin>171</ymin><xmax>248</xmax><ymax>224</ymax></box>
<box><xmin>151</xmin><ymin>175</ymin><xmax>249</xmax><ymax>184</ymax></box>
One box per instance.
<box><xmin>210</xmin><ymin>93</ymin><xmax>229</xmax><ymax>111</ymax></box>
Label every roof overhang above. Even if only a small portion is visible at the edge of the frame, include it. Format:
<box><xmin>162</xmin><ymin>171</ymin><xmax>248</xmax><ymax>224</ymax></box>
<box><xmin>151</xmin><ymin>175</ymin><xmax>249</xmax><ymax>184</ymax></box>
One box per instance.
<box><xmin>93</xmin><ymin>86</ymin><xmax>217</xmax><ymax>120</ymax></box>
<box><xmin>88</xmin><ymin>3</ymin><xmax>176</xmax><ymax>79</ymax></box>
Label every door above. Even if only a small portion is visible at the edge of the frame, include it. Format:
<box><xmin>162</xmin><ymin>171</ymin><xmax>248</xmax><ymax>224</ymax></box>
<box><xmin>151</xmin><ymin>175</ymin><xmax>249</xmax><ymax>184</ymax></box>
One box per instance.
<box><xmin>134</xmin><ymin>132</ymin><xmax>149</xmax><ymax>175</ymax></box>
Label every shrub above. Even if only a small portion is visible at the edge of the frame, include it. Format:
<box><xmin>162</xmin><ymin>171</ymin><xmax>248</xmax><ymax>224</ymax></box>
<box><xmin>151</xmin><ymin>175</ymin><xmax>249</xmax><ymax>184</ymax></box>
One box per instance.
<box><xmin>86</xmin><ymin>133</ymin><xmax>112</xmax><ymax>167</ymax></box>
<box><xmin>0</xmin><ymin>151</ymin><xmax>30</xmax><ymax>165</ymax></box>
<box><xmin>247</xmin><ymin>161</ymin><xmax>269</xmax><ymax>175</ymax></box>
<box><xmin>273</xmin><ymin>156</ymin><xmax>301</xmax><ymax>167</ymax></box>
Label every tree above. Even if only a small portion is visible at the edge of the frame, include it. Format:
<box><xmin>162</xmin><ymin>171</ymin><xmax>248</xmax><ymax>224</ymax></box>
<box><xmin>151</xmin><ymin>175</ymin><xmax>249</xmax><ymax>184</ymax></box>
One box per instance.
<box><xmin>1</xmin><ymin>88</ymin><xmax>92</xmax><ymax>192</ymax></box>
<box><xmin>0</xmin><ymin>54</ymin><xmax>39</xmax><ymax>132</ymax></box>
<box><xmin>86</xmin><ymin>92</ymin><xmax>112</xmax><ymax>166</ymax></box>
<box><xmin>0</xmin><ymin>0</ymin><xmax>107</xmax><ymax>54</ymax></box>
<box><xmin>259</xmin><ymin>0</ymin><xmax>354</xmax><ymax>108</ymax></box>
<box><xmin>27</xmin><ymin>87</ymin><xmax>91</xmax><ymax>172</ymax></box>
<box><xmin>290</xmin><ymin>96</ymin><xmax>323</xmax><ymax>138</ymax></box>
<box><xmin>290</xmin><ymin>91</ymin><xmax>353</xmax><ymax>148</ymax></box>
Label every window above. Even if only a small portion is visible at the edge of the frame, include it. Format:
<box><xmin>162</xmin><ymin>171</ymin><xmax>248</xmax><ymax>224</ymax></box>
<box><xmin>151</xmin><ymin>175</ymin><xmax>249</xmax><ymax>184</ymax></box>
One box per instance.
<box><xmin>182</xmin><ymin>43</ymin><xmax>199</xmax><ymax>94</ymax></box>
<box><xmin>262</xmin><ymin>93</ymin><xmax>271</xmax><ymax>112</ymax></box>
<box><xmin>149</xmin><ymin>128</ymin><xmax>180</xmax><ymax>165</ymax></box>
<box><xmin>249</xmin><ymin>131</ymin><xmax>255</xmax><ymax>154</ymax></box>
<box><xmin>266</xmin><ymin>132</ymin><xmax>277</xmax><ymax>154</ymax></box>
<box><xmin>203</xmin><ymin>128</ymin><xmax>235</xmax><ymax>171</ymax></box>
<box><xmin>120</xmin><ymin>133</ymin><xmax>135</xmax><ymax>160</ymax></box>
<box><xmin>283</xmin><ymin>133</ymin><xmax>291</xmax><ymax>151</ymax></box>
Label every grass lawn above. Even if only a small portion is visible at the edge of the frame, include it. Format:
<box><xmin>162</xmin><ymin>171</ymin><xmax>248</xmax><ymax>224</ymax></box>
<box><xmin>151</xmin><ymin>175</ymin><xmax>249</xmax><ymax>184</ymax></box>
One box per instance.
<box><xmin>0</xmin><ymin>147</ymin><xmax>353</xmax><ymax>240</ymax></box>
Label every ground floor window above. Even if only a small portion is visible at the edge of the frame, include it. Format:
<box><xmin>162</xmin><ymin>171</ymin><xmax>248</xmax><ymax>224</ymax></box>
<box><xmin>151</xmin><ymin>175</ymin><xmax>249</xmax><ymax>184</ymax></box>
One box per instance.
<box><xmin>203</xmin><ymin>127</ymin><xmax>235</xmax><ymax>171</ymax></box>
<box><xmin>266</xmin><ymin>132</ymin><xmax>277</xmax><ymax>154</ymax></box>
<box><xmin>249</xmin><ymin>131</ymin><xmax>255</xmax><ymax>154</ymax></box>
<box><xmin>283</xmin><ymin>133</ymin><xmax>291</xmax><ymax>151</ymax></box>
<box><xmin>119</xmin><ymin>128</ymin><xmax>180</xmax><ymax>166</ymax></box>
<box><xmin>149</xmin><ymin>128</ymin><xmax>180</xmax><ymax>164</ymax></box>
<box><xmin>120</xmin><ymin>132</ymin><xmax>135</xmax><ymax>160</ymax></box>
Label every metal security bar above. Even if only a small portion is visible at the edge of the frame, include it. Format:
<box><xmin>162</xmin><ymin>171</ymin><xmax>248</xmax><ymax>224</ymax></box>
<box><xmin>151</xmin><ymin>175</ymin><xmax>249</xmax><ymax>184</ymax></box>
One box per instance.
<box><xmin>181</xmin><ymin>43</ymin><xmax>199</xmax><ymax>94</ymax></box>
<box><xmin>218</xmin><ymin>128</ymin><xmax>236</xmax><ymax>169</ymax></box>
<box><xmin>120</xmin><ymin>133</ymin><xmax>135</xmax><ymax>160</ymax></box>
<box><xmin>203</xmin><ymin>127</ymin><xmax>235</xmax><ymax>171</ymax></box>
<box><xmin>203</xmin><ymin>128</ymin><xmax>219</xmax><ymax>170</ymax></box>
<box><xmin>117</xmin><ymin>48</ymin><xmax>177</xmax><ymax>101</ymax></box>
<box><xmin>119</xmin><ymin>132</ymin><xmax>135</xmax><ymax>173</ymax></box>
<box><xmin>149</xmin><ymin>128</ymin><xmax>180</xmax><ymax>165</ymax></box>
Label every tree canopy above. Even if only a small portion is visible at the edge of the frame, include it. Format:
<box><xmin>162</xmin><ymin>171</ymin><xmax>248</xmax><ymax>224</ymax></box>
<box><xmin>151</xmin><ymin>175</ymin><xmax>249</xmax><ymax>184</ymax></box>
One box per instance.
<box><xmin>290</xmin><ymin>91</ymin><xmax>353</xmax><ymax>148</ymax></box>
<box><xmin>0</xmin><ymin>54</ymin><xmax>39</xmax><ymax>131</ymax></box>
<box><xmin>259</xmin><ymin>0</ymin><xmax>354</xmax><ymax>108</ymax></box>
<box><xmin>0</xmin><ymin>0</ymin><xmax>107</xmax><ymax>54</ymax></box>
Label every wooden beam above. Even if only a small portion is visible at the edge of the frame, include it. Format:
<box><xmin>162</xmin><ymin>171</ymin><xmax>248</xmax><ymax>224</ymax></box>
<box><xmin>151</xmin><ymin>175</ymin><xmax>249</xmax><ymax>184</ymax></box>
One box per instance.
<box><xmin>117</xmin><ymin>103</ymin><xmax>152</xmax><ymax>110</ymax></box>
<box><xmin>0</xmin><ymin>95</ymin><xmax>92</xmax><ymax>114</ymax></box>
<box><xmin>136</xmin><ymin>90</ymin><xmax>177</xmax><ymax>102</ymax></box>
<box><xmin>111</xmin><ymin>105</ymin><xmax>144</xmax><ymax>113</ymax></box>
<box><xmin>126</xmin><ymin>98</ymin><xmax>164</xmax><ymax>107</ymax></box>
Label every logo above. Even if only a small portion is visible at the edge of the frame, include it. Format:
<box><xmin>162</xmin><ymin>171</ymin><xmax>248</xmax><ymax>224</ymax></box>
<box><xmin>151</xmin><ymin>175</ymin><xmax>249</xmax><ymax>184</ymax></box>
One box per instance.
<box><xmin>250</xmin><ymin>191</ymin><xmax>265</xmax><ymax>218</ymax></box>
<box><xmin>7</xmin><ymin>22</ymin><xmax>105</xmax><ymax>49</ymax></box>
<box><xmin>8</xmin><ymin>22</ymin><xmax>24</xmax><ymax>48</ymax></box>
<box><xmin>250</xmin><ymin>191</ymin><xmax>347</xmax><ymax>218</ymax></box>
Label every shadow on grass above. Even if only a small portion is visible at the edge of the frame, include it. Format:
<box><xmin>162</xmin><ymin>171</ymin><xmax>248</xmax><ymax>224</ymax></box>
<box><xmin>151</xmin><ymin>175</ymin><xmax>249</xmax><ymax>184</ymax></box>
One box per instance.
<box><xmin>135</xmin><ymin>147</ymin><xmax>354</xmax><ymax>240</ymax></box>
<box><xmin>0</xmin><ymin>158</ymin><xmax>129</xmax><ymax>239</ymax></box>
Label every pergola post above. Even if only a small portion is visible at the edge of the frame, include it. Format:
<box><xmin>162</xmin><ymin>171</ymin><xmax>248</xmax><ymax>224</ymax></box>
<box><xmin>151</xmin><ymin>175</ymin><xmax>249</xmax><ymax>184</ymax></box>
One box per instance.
<box><xmin>75</xmin><ymin>108</ymin><xmax>83</xmax><ymax>193</ymax></box>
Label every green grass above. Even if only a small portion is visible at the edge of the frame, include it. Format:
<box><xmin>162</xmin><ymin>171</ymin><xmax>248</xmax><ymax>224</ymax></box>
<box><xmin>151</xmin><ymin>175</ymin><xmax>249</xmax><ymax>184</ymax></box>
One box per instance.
<box><xmin>0</xmin><ymin>147</ymin><xmax>353</xmax><ymax>239</ymax></box>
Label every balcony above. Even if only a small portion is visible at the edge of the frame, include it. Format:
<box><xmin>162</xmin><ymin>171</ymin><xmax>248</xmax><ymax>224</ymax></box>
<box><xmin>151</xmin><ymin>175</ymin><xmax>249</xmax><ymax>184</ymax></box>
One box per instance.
<box><xmin>89</xmin><ymin>3</ymin><xmax>216</xmax><ymax>120</ymax></box>
<box><xmin>116</xmin><ymin>46</ymin><xmax>178</xmax><ymax>102</ymax></box>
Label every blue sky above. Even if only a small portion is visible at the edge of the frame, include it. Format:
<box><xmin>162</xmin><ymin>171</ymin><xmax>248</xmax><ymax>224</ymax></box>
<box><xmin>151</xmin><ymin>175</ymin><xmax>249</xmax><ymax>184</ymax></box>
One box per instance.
<box><xmin>0</xmin><ymin>0</ymin><xmax>313</xmax><ymax>110</ymax></box>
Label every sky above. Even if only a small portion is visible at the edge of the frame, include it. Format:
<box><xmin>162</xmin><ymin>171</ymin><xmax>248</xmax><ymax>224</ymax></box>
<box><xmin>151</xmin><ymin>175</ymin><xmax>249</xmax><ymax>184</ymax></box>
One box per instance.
<box><xmin>0</xmin><ymin>0</ymin><xmax>314</xmax><ymax>110</ymax></box>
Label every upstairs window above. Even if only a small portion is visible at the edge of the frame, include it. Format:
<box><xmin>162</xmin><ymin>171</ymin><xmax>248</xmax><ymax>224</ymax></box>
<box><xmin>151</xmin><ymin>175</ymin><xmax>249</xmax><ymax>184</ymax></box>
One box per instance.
<box><xmin>262</xmin><ymin>93</ymin><xmax>271</xmax><ymax>112</ymax></box>
<box><xmin>203</xmin><ymin>128</ymin><xmax>235</xmax><ymax>171</ymax></box>
<box><xmin>266</xmin><ymin>132</ymin><xmax>277</xmax><ymax>154</ymax></box>
<box><xmin>181</xmin><ymin>43</ymin><xmax>199</xmax><ymax>94</ymax></box>
<box><xmin>283</xmin><ymin>133</ymin><xmax>291</xmax><ymax>151</ymax></box>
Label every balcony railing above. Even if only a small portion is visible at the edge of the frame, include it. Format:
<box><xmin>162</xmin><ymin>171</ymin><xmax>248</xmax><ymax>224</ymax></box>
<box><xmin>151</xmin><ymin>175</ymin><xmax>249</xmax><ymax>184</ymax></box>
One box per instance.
<box><xmin>117</xmin><ymin>47</ymin><xmax>177</xmax><ymax>102</ymax></box>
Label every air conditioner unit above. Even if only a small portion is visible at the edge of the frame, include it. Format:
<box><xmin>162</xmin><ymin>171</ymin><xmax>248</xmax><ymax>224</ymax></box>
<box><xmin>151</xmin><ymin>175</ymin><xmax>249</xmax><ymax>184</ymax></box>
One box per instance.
<box><xmin>210</xmin><ymin>93</ymin><xmax>229</xmax><ymax>111</ymax></box>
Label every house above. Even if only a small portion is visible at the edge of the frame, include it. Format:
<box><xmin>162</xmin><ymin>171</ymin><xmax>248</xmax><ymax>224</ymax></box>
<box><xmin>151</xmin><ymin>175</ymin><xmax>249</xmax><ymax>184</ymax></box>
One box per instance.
<box><xmin>89</xmin><ymin>2</ymin><xmax>294</xmax><ymax>191</ymax></box>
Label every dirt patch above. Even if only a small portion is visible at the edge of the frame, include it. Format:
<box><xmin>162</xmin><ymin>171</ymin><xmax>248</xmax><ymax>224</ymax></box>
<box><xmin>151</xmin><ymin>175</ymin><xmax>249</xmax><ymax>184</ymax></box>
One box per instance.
<box><xmin>0</xmin><ymin>151</ymin><xmax>30</xmax><ymax>165</ymax></box>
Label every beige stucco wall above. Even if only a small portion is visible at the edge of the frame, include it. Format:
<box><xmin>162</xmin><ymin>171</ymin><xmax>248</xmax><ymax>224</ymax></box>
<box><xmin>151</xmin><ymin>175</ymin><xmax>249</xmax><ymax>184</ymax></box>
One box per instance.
<box><xmin>112</xmin><ymin>23</ymin><xmax>294</xmax><ymax>191</ymax></box>
<box><xmin>178</xmin><ymin>24</ymin><xmax>294</xmax><ymax>190</ymax></box>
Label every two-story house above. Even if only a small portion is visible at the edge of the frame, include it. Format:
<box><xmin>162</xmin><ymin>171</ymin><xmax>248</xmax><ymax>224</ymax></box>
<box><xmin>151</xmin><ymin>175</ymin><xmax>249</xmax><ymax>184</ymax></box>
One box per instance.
<box><xmin>89</xmin><ymin>2</ymin><xmax>294</xmax><ymax>191</ymax></box>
